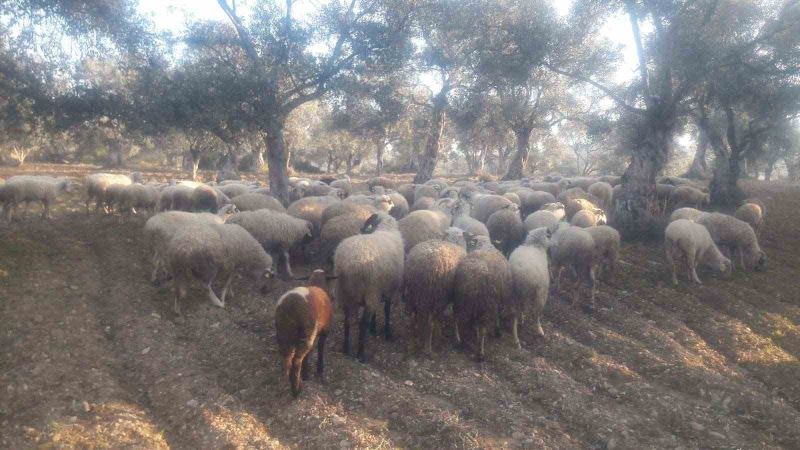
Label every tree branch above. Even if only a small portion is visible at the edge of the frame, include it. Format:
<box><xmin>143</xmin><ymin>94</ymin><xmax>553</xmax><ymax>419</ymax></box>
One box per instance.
<box><xmin>216</xmin><ymin>0</ymin><xmax>259</xmax><ymax>63</ymax></box>
<box><xmin>625</xmin><ymin>0</ymin><xmax>650</xmax><ymax>101</ymax></box>
<box><xmin>544</xmin><ymin>63</ymin><xmax>644</xmax><ymax>114</ymax></box>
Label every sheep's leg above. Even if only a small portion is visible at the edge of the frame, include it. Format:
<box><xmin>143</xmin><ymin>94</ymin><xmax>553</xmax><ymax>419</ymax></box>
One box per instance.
<box><xmin>206</xmin><ymin>273</ymin><xmax>225</xmax><ymax>308</ymax></box>
<box><xmin>174</xmin><ymin>282</ymin><xmax>187</xmax><ymax>315</ymax></box>
<box><xmin>477</xmin><ymin>326</ymin><xmax>486</xmax><ymax>362</ymax></box>
<box><xmin>316</xmin><ymin>332</ymin><xmax>327</xmax><ymax>381</ymax></box>
<box><xmin>688</xmin><ymin>252</ymin><xmax>702</xmax><ymax>284</ymax></box>
<box><xmin>357</xmin><ymin>308</ymin><xmax>370</xmax><ymax>363</ymax></box>
<box><xmin>666</xmin><ymin>245</ymin><xmax>678</xmax><ymax>285</ymax></box>
<box><xmin>290</xmin><ymin>351</ymin><xmax>309</xmax><ymax>397</ymax></box>
<box><xmin>41</xmin><ymin>200</ymin><xmax>49</xmax><ymax>220</ymax></box>
<box><xmin>454</xmin><ymin>319</ymin><xmax>461</xmax><ymax>345</ymax></box>
<box><xmin>220</xmin><ymin>273</ymin><xmax>234</xmax><ymax>304</ymax></box>
<box><xmin>588</xmin><ymin>267</ymin><xmax>597</xmax><ymax>310</ymax></box>
<box><xmin>150</xmin><ymin>252</ymin><xmax>162</xmax><ymax>285</ymax></box>
<box><xmin>737</xmin><ymin>247</ymin><xmax>745</xmax><ymax>270</ymax></box>
<box><xmin>301</xmin><ymin>349</ymin><xmax>311</xmax><ymax>381</ymax></box>
<box><xmin>425</xmin><ymin>314</ymin><xmax>434</xmax><ymax>355</ymax></box>
<box><xmin>282</xmin><ymin>251</ymin><xmax>294</xmax><ymax>278</ymax></box>
<box><xmin>369</xmin><ymin>312</ymin><xmax>378</xmax><ymax>336</ymax></box>
<box><xmin>383</xmin><ymin>296</ymin><xmax>393</xmax><ymax>340</ymax></box>
<box><xmin>342</xmin><ymin>306</ymin><xmax>351</xmax><ymax>355</ymax></box>
<box><xmin>282</xmin><ymin>349</ymin><xmax>294</xmax><ymax>385</ymax></box>
<box><xmin>512</xmin><ymin>315</ymin><xmax>521</xmax><ymax>349</ymax></box>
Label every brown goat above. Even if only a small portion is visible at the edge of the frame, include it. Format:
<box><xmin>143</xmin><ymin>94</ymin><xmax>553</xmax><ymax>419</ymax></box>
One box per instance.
<box><xmin>275</xmin><ymin>270</ymin><xmax>333</xmax><ymax>397</ymax></box>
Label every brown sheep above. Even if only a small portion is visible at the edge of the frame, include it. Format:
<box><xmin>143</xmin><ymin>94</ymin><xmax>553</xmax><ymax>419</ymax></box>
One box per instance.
<box><xmin>734</xmin><ymin>202</ymin><xmax>765</xmax><ymax>237</ymax></box>
<box><xmin>275</xmin><ymin>270</ymin><xmax>333</xmax><ymax>397</ymax></box>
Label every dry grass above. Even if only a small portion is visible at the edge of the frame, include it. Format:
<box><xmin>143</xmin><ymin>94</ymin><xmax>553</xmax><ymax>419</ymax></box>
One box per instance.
<box><xmin>1</xmin><ymin>164</ymin><xmax>799</xmax><ymax>449</ymax></box>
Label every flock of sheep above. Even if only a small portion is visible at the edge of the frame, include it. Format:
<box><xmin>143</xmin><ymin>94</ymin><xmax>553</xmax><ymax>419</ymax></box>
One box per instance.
<box><xmin>0</xmin><ymin>170</ymin><xmax>767</xmax><ymax>396</ymax></box>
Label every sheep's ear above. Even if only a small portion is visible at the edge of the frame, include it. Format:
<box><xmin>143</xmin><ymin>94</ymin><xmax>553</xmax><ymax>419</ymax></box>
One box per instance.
<box><xmin>546</xmin><ymin>228</ymin><xmax>552</xmax><ymax>239</ymax></box>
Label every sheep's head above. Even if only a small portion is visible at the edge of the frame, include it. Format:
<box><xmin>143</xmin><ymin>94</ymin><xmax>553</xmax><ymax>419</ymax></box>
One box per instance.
<box><xmin>302</xmin><ymin>221</ymin><xmax>314</xmax><ymax>243</ymax></box>
<box><xmin>254</xmin><ymin>265</ymin><xmax>274</xmax><ymax>294</ymax></box>
<box><xmin>370</xmin><ymin>185</ymin><xmax>386</xmax><ymax>195</ymax></box>
<box><xmin>593</xmin><ymin>208</ymin><xmax>608</xmax><ymax>225</ymax></box>
<box><xmin>718</xmin><ymin>256</ymin><xmax>733</xmax><ymax>277</ymax></box>
<box><xmin>755</xmin><ymin>251</ymin><xmax>767</xmax><ymax>271</ymax></box>
<box><xmin>525</xmin><ymin>227</ymin><xmax>552</xmax><ymax>247</ymax></box>
<box><xmin>375</xmin><ymin>195</ymin><xmax>394</xmax><ymax>212</ymax></box>
<box><xmin>361</xmin><ymin>213</ymin><xmax>381</xmax><ymax>234</ymax></box>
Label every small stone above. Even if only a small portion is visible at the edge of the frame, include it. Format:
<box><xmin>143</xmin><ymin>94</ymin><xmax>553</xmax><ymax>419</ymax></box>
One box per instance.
<box><xmin>689</xmin><ymin>421</ymin><xmax>705</xmax><ymax>431</ymax></box>
<box><xmin>82</xmin><ymin>401</ymin><xmax>90</xmax><ymax>412</ymax></box>
<box><xmin>150</xmin><ymin>312</ymin><xmax>161</xmax><ymax>319</ymax></box>
<box><xmin>408</xmin><ymin>360</ymin><xmax>418</xmax><ymax>368</ymax></box>
<box><xmin>607</xmin><ymin>437</ymin><xmax>618</xmax><ymax>449</ymax></box>
<box><xmin>512</xmin><ymin>431</ymin><xmax>525</xmax><ymax>440</ymax></box>
<box><xmin>332</xmin><ymin>415</ymin><xmax>346</xmax><ymax>425</ymax></box>
<box><xmin>186</xmin><ymin>399</ymin><xmax>199</xmax><ymax>408</ymax></box>
<box><xmin>211</xmin><ymin>322</ymin><xmax>221</xmax><ymax>329</ymax></box>
<box><xmin>334</xmin><ymin>389</ymin><xmax>343</xmax><ymax>396</ymax></box>
<box><xmin>141</xmin><ymin>347</ymin><xmax>151</xmax><ymax>355</ymax></box>
<box><xmin>338</xmin><ymin>439</ymin><xmax>350</xmax><ymax>449</ymax></box>
<box><xmin>404</xmin><ymin>380</ymin><xmax>414</xmax><ymax>386</ymax></box>
<box><xmin>708</xmin><ymin>431</ymin><xmax>726</xmax><ymax>439</ymax></box>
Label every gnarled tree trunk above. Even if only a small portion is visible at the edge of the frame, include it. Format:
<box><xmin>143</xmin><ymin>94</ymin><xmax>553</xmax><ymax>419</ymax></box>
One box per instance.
<box><xmin>375</xmin><ymin>136</ymin><xmax>385</xmax><ymax>176</ymax></box>
<box><xmin>104</xmin><ymin>141</ymin><xmax>125</xmax><ymax>168</ymax></box>
<box><xmin>503</xmin><ymin>127</ymin><xmax>531</xmax><ymax>180</ymax></box>
<box><xmin>265</xmin><ymin>120</ymin><xmax>291</xmax><ymax>206</ymax></box>
<box><xmin>249</xmin><ymin>147</ymin><xmax>265</xmax><ymax>172</ymax></box>
<box><xmin>414</xmin><ymin>88</ymin><xmax>447</xmax><ymax>184</ymax></box>
<box><xmin>684</xmin><ymin>126</ymin><xmax>709</xmax><ymax>179</ymax></box>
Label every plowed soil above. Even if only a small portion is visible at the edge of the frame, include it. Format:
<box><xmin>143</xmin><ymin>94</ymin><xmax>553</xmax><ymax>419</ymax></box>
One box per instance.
<box><xmin>1</xmin><ymin>165</ymin><xmax>799</xmax><ymax>449</ymax></box>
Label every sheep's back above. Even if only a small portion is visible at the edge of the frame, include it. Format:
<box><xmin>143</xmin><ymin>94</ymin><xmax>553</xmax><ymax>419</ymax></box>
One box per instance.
<box><xmin>403</xmin><ymin>240</ymin><xmax>466</xmax><ymax>316</ymax></box>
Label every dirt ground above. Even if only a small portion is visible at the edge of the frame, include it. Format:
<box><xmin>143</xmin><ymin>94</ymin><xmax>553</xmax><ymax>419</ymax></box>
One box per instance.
<box><xmin>1</xmin><ymin>164</ymin><xmax>799</xmax><ymax>449</ymax></box>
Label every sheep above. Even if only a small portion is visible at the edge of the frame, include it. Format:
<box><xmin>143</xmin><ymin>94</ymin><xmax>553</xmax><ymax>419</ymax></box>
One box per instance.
<box><xmin>192</xmin><ymin>185</ymin><xmax>232</xmax><ymax>213</ymax></box>
<box><xmin>403</xmin><ymin>240</ymin><xmax>466</xmax><ymax>354</ymax></box>
<box><xmin>541</xmin><ymin>202</ymin><xmax>566</xmax><ymax>221</ymax></box>
<box><xmin>527</xmin><ymin>182</ymin><xmax>560</xmax><ymax>197</ymax></box>
<box><xmin>330</xmin><ymin>178</ymin><xmax>352</xmax><ymax>196</ymax></box>
<box><xmin>665</xmin><ymin>219</ymin><xmax>732</xmax><ymax>285</ymax></box>
<box><xmin>118</xmin><ymin>183</ymin><xmax>159</xmax><ymax>216</ymax></box>
<box><xmin>565</xmin><ymin>198</ymin><xmax>603</xmax><ymax>221</ymax></box>
<box><xmin>453</xmin><ymin>232</ymin><xmax>512</xmax><ymax>361</ymax></box>
<box><xmin>450</xmin><ymin>200</ymin><xmax>490</xmax><ymax>238</ymax></box>
<box><xmin>157</xmin><ymin>184</ymin><xmax>194</xmax><ymax>211</ymax></box>
<box><xmin>275</xmin><ymin>269</ymin><xmax>333</xmax><ymax>397</ymax></box>
<box><xmin>549</xmin><ymin>224</ymin><xmax>597</xmax><ymax>311</ymax></box>
<box><xmin>414</xmin><ymin>184</ymin><xmax>440</xmax><ymax>203</ymax></box>
<box><xmin>1</xmin><ymin>176</ymin><xmax>73</xmax><ymax>221</ymax></box>
<box><xmin>696</xmin><ymin>212</ymin><xmax>766</xmax><ymax>271</ymax></box>
<box><xmin>514</xmin><ymin>189</ymin><xmax>556</xmax><ymax>216</ymax></box>
<box><xmin>486</xmin><ymin>204</ymin><xmax>525</xmax><ymax>256</ymax></box>
<box><xmin>226</xmin><ymin>210</ymin><xmax>314</xmax><ymax>278</ymax></box>
<box><xmin>558</xmin><ymin>187</ymin><xmax>602</xmax><ymax>207</ymax></box>
<box><xmin>584</xmin><ymin>225</ymin><xmax>621</xmax><ymax>280</ymax></box>
<box><xmin>411</xmin><ymin>196</ymin><xmax>436</xmax><ymax>212</ymax></box>
<box><xmin>102</xmin><ymin>183</ymin><xmax>130</xmax><ymax>213</ymax></box>
<box><xmin>217</xmin><ymin>183</ymin><xmax>251</xmax><ymax>199</ymax></box>
<box><xmin>386</xmin><ymin>191</ymin><xmax>409</xmax><ymax>219</ymax></box>
<box><xmin>321</xmin><ymin>201</ymin><xmax>376</xmax><ymax>226</ymax></box>
<box><xmin>398</xmin><ymin>209</ymin><xmax>450</xmax><ymax>252</ymax></box>
<box><xmin>367</xmin><ymin>176</ymin><xmax>396</xmax><ymax>191</ymax></box>
<box><xmin>231</xmin><ymin>192</ymin><xmax>286</xmax><ymax>213</ymax></box>
<box><xmin>669</xmin><ymin>207</ymin><xmax>704</xmax><ymax>223</ymax></box>
<box><xmin>439</xmin><ymin>186</ymin><xmax>460</xmax><ymax>200</ymax></box>
<box><xmin>508</xmin><ymin>227</ymin><xmax>551</xmax><ymax>347</ymax></box>
<box><xmin>287</xmin><ymin>195</ymin><xmax>339</xmax><ymax>235</ymax></box>
<box><xmin>588</xmin><ymin>182</ymin><xmax>613</xmax><ymax>209</ymax></box>
<box><xmin>502</xmin><ymin>192</ymin><xmax>521</xmax><ymax>206</ymax></box>
<box><xmin>334</xmin><ymin>213</ymin><xmax>404</xmax><ymax>362</ymax></box>
<box><xmin>599</xmin><ymin>175</ymin><xmax>622</xmax><ymax>186</ymax></box>
<box><xmin>143</xmin><ymin>205</ymin><xmax>238</xmax><ymax>285</ymax></box>
<box><xmin>470</xmin><ymin>194</ymin><xmax>513</xmax><ymax>223</ymax></box>
<box><xmin>524</xmin><ymin>210</ymin><xmax>560</xmax><ymax>232</ymax></box>
<box><xmin>655</xmin><ymin>183</ymin><xmax>676</xmax><ymax>213</ymax></box>
<box><xmin>85</xmin><ymin>172</ymin><xmax>141</xmax><ymax>213</ymax></box>
<box><xmin>444</xmin><ymin>226</ymin><xmax>468</xmax><ymax>248</ymax></box>
<box><xmin>396</xmin><ymin>183</ymin><xmax>417</xmax><ymax>206</ymax></box>
<box><xmin>319</xmin><ymin>214</ymin><xmax>369</xmax><ymax>263</ymax></box>
<box><xmin>735</xmin><ymin>202</ymin><xmax>765</xmax><ymax>237</ymax></box>
<box><xmin>166</xmin><ymin>222</ymin><xmax>273</xmax><ymax>314</ymax></box>
<box><xmin>670</xmin><ymin>185</ymin><xmax>710</xmax><ymax>209</ymax></box>
<box><xmin>570</xmin><ymin>208</ymin><xmax>607</xmax><ymax>228</ymax></box>
<box><xmin>424</xmin><ymin>178</ymin><xmax>449</xmax><ymax>191</ymax></box>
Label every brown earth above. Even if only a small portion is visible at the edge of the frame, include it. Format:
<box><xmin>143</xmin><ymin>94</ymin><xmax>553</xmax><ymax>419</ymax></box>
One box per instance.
<box><xmin>1</xmin><ymin>164</ymin><xmax>799</xmax><ymax>449</ymax></box>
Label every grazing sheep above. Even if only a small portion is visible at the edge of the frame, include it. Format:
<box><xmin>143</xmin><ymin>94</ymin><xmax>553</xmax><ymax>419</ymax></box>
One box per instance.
<box><xmin>411</xmin><ymin>196</ymin><xmax>436</xmax><ymax>212</ymax></box>
<box><xmin>655</xmin><ymin>183</ymin><xmax>676</xmax><ymax>213</ymax></box>
<box><xmin>227</xmin><ymin>210</ymin><xmax>313</xmax><ymax>278</ymax></box>
<box><xmin>515</xmin><ymin>189</ymin><xmax>556</xmax><ymax>216</ymax></box>
<box><xmin>118</xmin><ymin>183</ymin><xmax>159</xmax><ymax>216</ymax></box>
<box><xmin>470</xmin><ymin>194</ymin><xmax>513</xmax><ymax>223</ymax></box>
<box><xmin>319</xmin><ymin>214</ymin><xmax>368</xmax><ymax>263</ymax></box>
<box><xmin>1</xmin><ymin>176</ymin><xmax>73</xmax><ymax>221</ymax></box>
<box><xmin>334</xmin><ymin>213</ymin><xmax>404</xmax><ymax>362</ymax></box>
<box><xmin>453</xmin><ymin>232</ymin><xmax>512</xmax><ymax>361</ymax></box>
<box><xmin>585</xmin><ymin>225</ymin><xmax>621</xmax><ymax>280</ymax></box>
<box><xmin>450</xmin><ymin>200</ymin><xmax>490</xmax><ymax>237</ymax></box>
<box><xmin>102</xmin><ymin>183</ymin><xmax>129</xmax><ymax>213</ymax></box>
<box><xmin>424</xmin><ymin>178</ymin><xmax>449</xmax><ymax>191</ymax></box>
<box><xmin>143</xmin><ymin>206</ymin><xmax>238</xmax><ymax>284</ymax></box>
<box><xmin>192</xmin><ymin>185</ymin><xmax>231</xmax><ymax>213</ymax></box>
<box><xmin>502</xmin><ymin>192</ymin><xmax>521</xmax><ymax>206</ymax></box>
<box><xmin>403</xmin><ymin>240</ymin><xmax>466</xmax><ymax>354</ymax></box>
<box><xmin>330</xmin><ymin>178</ymin><xmax>352</xmax><ymax>196</ymax></box>
<box><xmin>231</xmin><ymin>192</ymin><xmax>286</xmax><ymax>213</ymax></box>
<box><xmin>527</xmin><ymin>182</ymin><xmax>560</xmax><ymax>197</ymax></box>
<box><xmin>541</xmin><ymin>202</ymin><xmax>566</xmax><ymax>220</ymax></box>
<box><xmin>85</xmin><ymin>172</ymin><xmax>141</xmax><ymax>213</ymax></box>
<box><xmin>665</xmin><ymin>219</ymin><xmax>731</xmax><ymax>285</ymax></box>
<box><xmin>696</xmin><ymin>212</ymin><xmax>766</xmax><ymax>271</ymax></box>
<box><xmin>157</xmin><ymin>184</ymin><xmax>194</xmax><ymax>211</ymax></box>
<box><xmin>735</xmin><ymin>203</ymin><xmax>765</xmax><ymax>237</ymax></box>
<box><xmin>550</xmin><ymin>225</ymin><xmax>597</xmax><ymax>311</ymax></box>
<box><xmin>670</xmin><ymin>185</ymin><xmax>709</xmax><ymax>209</ymax></box>
<box><xmin>398</xmin><ymin>209</ymin><xmax>450</xmax><ymax>252</ymax></box>
<box><xmin>570</xmin><ymin>208</ymin><xmax>607</xmax><ymax>228</ymax></box>
<box><xmin>486</xmin><ymin>204</ymin><xmax>525</xmax><ymax>255</ymax></box>
<box><xmin>414</xmin><ymin>184</ymin><xmax>440</xmax><ymax>203</ymax></box>
<box><xmin>275</xmin><ymin>269</ymin><xmax>333</xmax><ymax>397</ymax></box>
<box><xmin>367</xmin><ymin>176</ymin><xmax>396</xmax><ymax>191</ymax></box>
<box><xmin>669</xmin><ymin>207</ymin><xmax>704</xmax><ymax>223</ymax></box>
<box><xmin>508</xmin><ymin>227</ymin><xmax>551</xmax><ymax>347</ymax></box>
<box><xmin>599</xmin><ymin>175</ymin><xmax>622</xmax><ymax>186</ymax></box>
<box><xmin>287</xmin><ymin>195</ymin><xmax>339</xmax><ymax>235</ymax></box>
<box><xmin>524</xmin><ymin>210</ymin><xmax>560</xmax><ymax>232</ymax></box>
<box><xmin>386</xmin><ymin>191</ymin><xmax>409</xmax><ymax>219</ymax></box>
<box><xmin>558</xmin><ymin>187</ymin><xmax>602</xmax><ymax>207</ymax></box>
<box><xmin>588</xmin><ymin>182</ymin><xmax>613</xmax><ymax>209</ymax></box>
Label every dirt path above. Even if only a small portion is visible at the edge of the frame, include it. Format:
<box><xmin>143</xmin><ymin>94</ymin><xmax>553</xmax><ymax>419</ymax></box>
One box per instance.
<box><xmin>1</xmin><ymin>179</ymin><xmax>799</xmax><ymax>449</ymax></box>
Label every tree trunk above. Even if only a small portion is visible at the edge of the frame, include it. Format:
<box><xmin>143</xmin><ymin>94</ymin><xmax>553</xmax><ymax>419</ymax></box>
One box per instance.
<box><xmin>104</xmin><ymin>141</ymin><xmax>125</xmax><ymax>168</ymax></box>
<box><xmin>414</xmin><ymin>89</ymin><xmax>447</xmax><ymax>184</ymax></box>
<box><xmin>765</xmin><ymin>159</ymin><xmax>776</xmax><ymax>181</ymax></box>
<box><xmin>265</xmin><ymin>120</ymin><xmax>291</xmax><ymax>206</ymax></box>
<box><xmin>217</xmin><ymin>150</ymin><xmax>240</xmax><ymax>182</ymax></box>
<box><xmin>684</xmin><ymin>126</ymin><xmax>709</xmax><ymax>179</ymax></box>
<box><xmin>375</xmin><ymin>137</ymin><xmax>385</xmax><ymax>175</ymax></box>
<box><xmin>503</xmin><ymin>128</ymin><xmax>531</xmax><ymax>180</ymax></box>
<box><xmin>185</xmin><ymin>148</ymin><xmax>202</xmax><ymax>181</ymax></box>
<box><xmin>614</xmin><ymin>123</ymin><xmax>671</xmax><ymax>240</ymax></box>
<box><xmin>708</xmin><ymin>107</ymin><xmax>745</xmax><ymax>206</ymax></box>
<box><xmin>249</xmin><ymin>147</ymin><xmax>265</xmax><ymax>172</ymax></box>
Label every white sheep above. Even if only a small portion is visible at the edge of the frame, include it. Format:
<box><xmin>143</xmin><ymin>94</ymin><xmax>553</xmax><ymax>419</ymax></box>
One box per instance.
<box><xmin>735</xmin><ymin>202</ymin><xmax>765</xmax><ymax>237</ymax></box>
<box><xmin>287</xmin><ymin>195</ymin><xmax>339</xmax><ymax>235</ymax></box>
<box><xmin>696</xmin><ymin>212</ymin><xmax>766</xmax><ymax>271</ymax></box>
<box><xmin>549</xmin><ymin>224</ymin><xmax>597</xmax><ymax>311</ymax></box>
<box><xmin>334</xmin><ymin>212</ymin><xmax>404</xmax><ymax>362</ymax></box>
<box><xmin>1</xmin><ymin>176</ymin><xmax>73</xmax><ymax>220</ymax></box>
<box><xmin>588</xmin><ymin>182</ymin><xmax>613</xmax><ymax>209</ymax></box>
<box><xmin>508</xmin><ymin>227</ymin><xmax>551</xmax><ymax>347</ymax></box>
<box><xmin>670</xmin><ymin>185</ymin><xmax>710</xmax><ymax>209</ymax></box>
<box><xmin>570</xmin><ymin>208</ymin><xmax>607</xmax><ymax>228</ymax></box>
<box><xmin>585</xmin><ymin>225</ymin><xmax>621</xmax><ymax>280</ymax></box>
<box><xmin>226</xmin><ymin>209</ymin><xmax>313</xmax><ymax>278</ymax></box>
<box><xmin>450</xmin><ymin>200</ymin><xmax>490</xmax><ymax>238</ymax></box>
<box><xmin>85</xmin><ymin>172</ymin><xmax>141</xmax><ymax>213</ymax></box>
<box><xmin>118</xmin><ymin>183</ymin><xmax>159</xmax><ymax>217</ymax></box>
<box><xmin>469</xmin><ymin>194</ymin><xmax>513</xmax><ymax>223</ymax></box>
<box><xmin>664</xmin><ymin>219</ymin><xmax>731</xmax><ymax>285</ymax></box>
<box><xmin>524</xmin><ymin>210</ymin><xmax>560</xmax><ymax>232</ymax></box>
<box><xmin>398</xmin><ymin>209</ymin><xmax>450</xmax><ymax>252</ymax></box>
<box><xmin>231</xmin><ymin>192</ymin><xmax>286</xmax><ymax>213</ymax></box>
<box><xmin>669</xmin><ymin>207</ymin><xmax>704</xmax><ymax>223</ymax></box>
